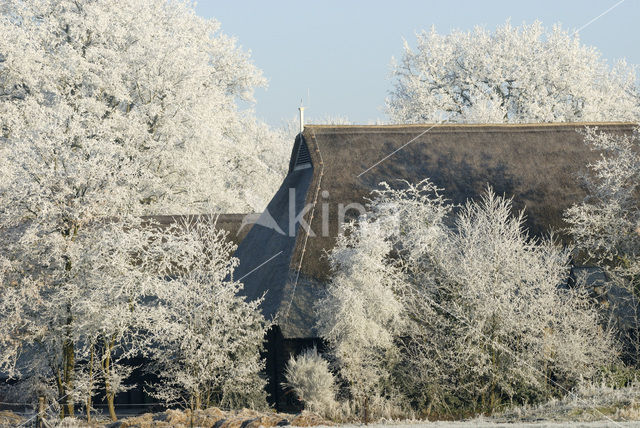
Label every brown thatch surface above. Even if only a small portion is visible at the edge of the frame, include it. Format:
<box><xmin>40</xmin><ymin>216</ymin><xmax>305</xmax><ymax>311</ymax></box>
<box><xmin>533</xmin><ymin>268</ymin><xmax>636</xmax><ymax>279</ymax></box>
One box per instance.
<box><xmin>294</xmin><ymin>122</ymin><xmax>635</xmax><ymax>280</ymax></box>
<box><xmin>236</xmin><ymin>123</ymin><xmax>637</xmax><ymax>339</ymax></box>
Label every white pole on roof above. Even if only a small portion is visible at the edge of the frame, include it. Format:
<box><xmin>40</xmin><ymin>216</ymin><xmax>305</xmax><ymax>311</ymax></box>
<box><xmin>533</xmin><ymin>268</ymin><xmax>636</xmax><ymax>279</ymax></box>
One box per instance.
<box><xmin>298</xmin><ymin>99</ymin><xmax>305</xmax><ymax>134</ymax></box>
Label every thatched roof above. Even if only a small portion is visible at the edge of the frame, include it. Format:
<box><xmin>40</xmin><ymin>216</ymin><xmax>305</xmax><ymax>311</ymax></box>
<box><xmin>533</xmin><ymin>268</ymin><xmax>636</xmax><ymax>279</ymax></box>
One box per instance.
<box><xmin>234</xmin><ymin>122</ymin><xmax>637</xmax><ymax>339</ymax></box>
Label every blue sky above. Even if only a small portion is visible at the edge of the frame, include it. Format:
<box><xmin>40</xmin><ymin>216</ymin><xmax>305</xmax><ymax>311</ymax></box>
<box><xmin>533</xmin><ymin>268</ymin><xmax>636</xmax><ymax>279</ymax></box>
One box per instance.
<box><xmin>195</xmin><ymin>1</ymin><xmax>640</xmax><ymax>126</ymax></box>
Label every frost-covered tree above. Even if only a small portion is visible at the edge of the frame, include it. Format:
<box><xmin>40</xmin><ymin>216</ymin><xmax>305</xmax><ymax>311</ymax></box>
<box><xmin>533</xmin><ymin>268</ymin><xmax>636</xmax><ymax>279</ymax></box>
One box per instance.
<box><xmin>565</xmin><ymin>128</ymin><xmax>640</xmax><ymax>282</ymax></box>
<box><xmin>283</xmin><ymin>347</ymin><xmax>338</xmax><ymax>416</ymax></box>
<box><xmin>144</xmin><ymin>218</ymin><xmax>268</xmax><ymax>411</ymax></box>
<box><xmin>387</xmin><ymin>21</ymin><xmax>639</xmax><ymax>124</ymax></box>
<box><xmin>565</xmin><ymin>127</ymin><xmax>640</xmax><ymax>362</ymax></box>
<box><xmin>71</xmin><ymin>224</ymin><xmax>166</xmax><ymax>421</ymax></box>
<box><xmin>0</xmin><ymin>217</ymin><xmax>267</xmax><ymax>419</ymax></box>
<box><xmin>315</xmin><ymin>216</ymin><xmax>405</xmax><ymax>417</ymax></box>
<box><xmin>0</xmin><ymin>0</ymin><xmax>288</xmax><ymax>213</ymax></box>
<box><xmin>0</xmin><ymin>62</ymin><xmax>159</xmax><ymax>415</ymax></box>
<box><xmin>318</xmin><ymin>181</ymin><xmax>617</xmax><ymax>418</ymax></box>
<box><xmin>398</xmin><ymin>187</ymin><xmax>616</xmax><ymax>415</ymax></box>
<box><xmin>0</xmin><ymin>217</ymin><xmax>158</xmax><ymax>418</ymax></box>
<box><xmin>0</xmin><ymin>0</ymin><xmax>276</xmax><ymax>417</ymax></box>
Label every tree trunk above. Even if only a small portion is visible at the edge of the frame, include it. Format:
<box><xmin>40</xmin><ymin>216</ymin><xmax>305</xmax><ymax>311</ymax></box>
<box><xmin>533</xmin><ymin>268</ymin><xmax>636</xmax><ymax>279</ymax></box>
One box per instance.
<box><xmin>103</xmin><ymin>338</ymin><xmax>117</xmax><ymax>422</ymax></box>
<box><xmin>107</xmin><ymin>392</ymin><xmax>117</xmax><ymax>422</ymax></box>
<box><xmin>195</xmin><ymin>392</ymin><xmax>202</xmax><ymax>411</ymax></box>
<box><xmin>190</xmin><ymin>395</ymin><xmax>195</xmax><ymax>428</ymax></box>
<box><xmin>62</xmin><ymin>249</ymin><xmax>77</xmax><ymax>419</ymax></box>
<box><xmin>37</xmin><ymin>396</ymin><xmax>46</xmax><ymax>428</ymax></box>
<box><xmin>63</xmin><ymin>335</ymin><xmax>75</xmax><ymax>417</ymax></box>
<box><xmin>86</xmin><ymin>345</ymin><xmax>94</xmax><ymax>422</ymax></box>
<box><xmin>56</xmin><ymin>369</ymin><xmax>65</xmax><ymax>419</ymax></box>
<box><xmin>363</xmin><ymin>396</ymin><xmax>369</xmax><ymax>425</ymax></box>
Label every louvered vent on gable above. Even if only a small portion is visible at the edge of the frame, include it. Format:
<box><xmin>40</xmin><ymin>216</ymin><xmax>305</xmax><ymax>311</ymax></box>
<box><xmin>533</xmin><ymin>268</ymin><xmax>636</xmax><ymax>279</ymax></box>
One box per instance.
<box><xmin>294</xmin><ymin>140</ymin><xmax>312</xmax><ymax>170</ymax></box>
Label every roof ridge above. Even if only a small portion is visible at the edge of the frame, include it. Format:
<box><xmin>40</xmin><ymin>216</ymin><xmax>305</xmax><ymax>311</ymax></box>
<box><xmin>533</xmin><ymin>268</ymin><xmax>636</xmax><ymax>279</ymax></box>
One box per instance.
<box><xmin>305</xmin><ymin>122</ymin><xmax>637</xmax><ymax>130</ymax></box>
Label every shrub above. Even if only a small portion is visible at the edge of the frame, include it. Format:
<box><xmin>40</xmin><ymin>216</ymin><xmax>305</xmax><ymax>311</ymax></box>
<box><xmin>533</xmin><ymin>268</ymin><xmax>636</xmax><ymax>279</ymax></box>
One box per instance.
<box><xmin>283</xmin><ymin>347</ymin><xmax>338</xmax><ymax>416</ymax></box>
<box><xmin>317</xmin><ymin>180</ymin><xmax>618</xmax><ymax>418</ymax></box>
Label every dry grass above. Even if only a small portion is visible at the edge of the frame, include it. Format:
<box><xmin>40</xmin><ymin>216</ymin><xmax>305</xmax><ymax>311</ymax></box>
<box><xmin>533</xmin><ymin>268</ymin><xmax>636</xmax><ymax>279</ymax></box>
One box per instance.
<box><xmin>489</xmin><ymin>384</ymin><xmax>640</xmax><ymax>423</ymax></box>
<box><xmin>27</xmin><ymin>407</ymin><xmax>333</xmax><ymax>428</ymax></box>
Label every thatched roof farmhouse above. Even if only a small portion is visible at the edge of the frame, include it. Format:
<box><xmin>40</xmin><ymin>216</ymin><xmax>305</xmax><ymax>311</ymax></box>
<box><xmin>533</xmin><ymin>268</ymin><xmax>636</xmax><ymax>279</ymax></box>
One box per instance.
<box><xmin>1</xmin><ymin>123</ymin><xmax>636</xmax><ymax>411</ymax></box>
<box><xmin>231</xmin><ymin>122</ymin><xmax>636</xmax><ymax>409</ymax></box>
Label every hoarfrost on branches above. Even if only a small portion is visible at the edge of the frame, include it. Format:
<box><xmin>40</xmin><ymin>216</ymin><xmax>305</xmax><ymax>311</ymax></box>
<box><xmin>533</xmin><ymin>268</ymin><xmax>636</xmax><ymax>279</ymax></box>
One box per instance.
<box><xmin>565</xmin><ymin>127</ymin><xmax>640</xmax><ymax>362</ymax></box>
<box><xmin>386</xmin><ymin>21</ymin><xmax>639</xmax><ymax>124</ymax></box>
<box><xmin>144</xmin><ymin>219</ymin><xmax>268</xmax><ymax>411</ymax></box>
<box><xmin>317</xmin><ymin>180</ymin><xmax>617</xmax><ymax>418</ymax></box>
<box><xmin>0</xmin><ymin>0</ymin><xmax>272</xmax><ymax>418</ymax></box>
<box><xmin>0</xmin><ymin>0</ymin><xmax>289</xmax><ymax>214</ymax></box>
<box><xmin>283</xmin><ymin>347</ymin><xmax>338</xmax><ymax>416</ymax></box>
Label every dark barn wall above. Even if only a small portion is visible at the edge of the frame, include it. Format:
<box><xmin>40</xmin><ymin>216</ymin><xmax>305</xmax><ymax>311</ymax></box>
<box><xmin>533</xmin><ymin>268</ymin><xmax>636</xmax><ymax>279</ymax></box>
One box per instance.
<box><xmin>263</xmin><ymin>326</ymin><xmax>324</xmax><ymax>412</ymax></box>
